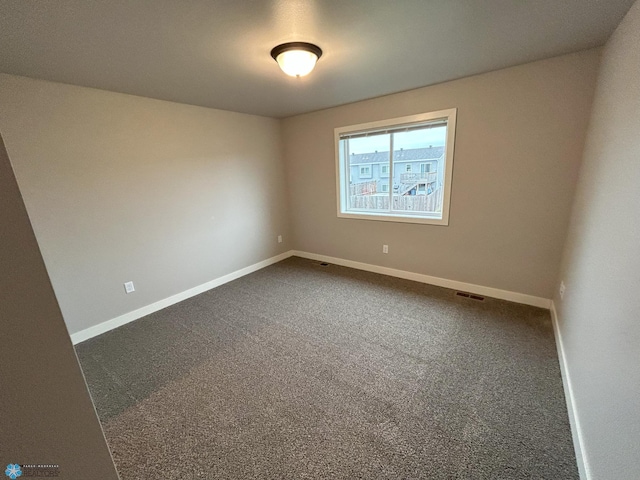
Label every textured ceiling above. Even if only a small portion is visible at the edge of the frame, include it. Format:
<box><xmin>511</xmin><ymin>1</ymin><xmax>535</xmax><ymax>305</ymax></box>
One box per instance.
<box><xmin>0</xmin><ymin>0</ymin><xmax>635</xmax><ymax>118</ymax></box>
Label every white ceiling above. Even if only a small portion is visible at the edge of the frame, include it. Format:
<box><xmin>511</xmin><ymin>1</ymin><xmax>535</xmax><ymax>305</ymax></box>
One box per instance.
<box><xmin>0</xmin><ymin>0</ymin><xmax>634</xmax><ymax>118</ymax></box>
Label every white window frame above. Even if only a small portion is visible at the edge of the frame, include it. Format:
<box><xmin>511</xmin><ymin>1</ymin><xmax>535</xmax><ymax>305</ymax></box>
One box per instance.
<box><xmin>335</xmin><ymin>108</ymin><xmax>457</xmax><ymax>226</ymax></box>
<box><xmin>359</xmin><ymin>165</ymin><xmax>371</xmax><ymax>177</ymax></box>
<box><xmin>380</xmin><ymin>164</ymin><xmax>390</xmax><ymax>176</ymax></box>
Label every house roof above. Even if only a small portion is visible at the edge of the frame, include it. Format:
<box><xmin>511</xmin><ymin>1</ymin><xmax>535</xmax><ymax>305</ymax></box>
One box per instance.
<box><xmin>350</xmin><ymin>147</ymin><xmax>444</xmax><ymax>165</ymax></box>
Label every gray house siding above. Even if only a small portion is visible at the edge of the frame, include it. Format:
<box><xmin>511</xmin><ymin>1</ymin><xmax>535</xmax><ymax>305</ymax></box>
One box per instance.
<box><xmin>348</xmin><ymin>147</ymin><xmax>444</xmax><ymax>195</ymax></box>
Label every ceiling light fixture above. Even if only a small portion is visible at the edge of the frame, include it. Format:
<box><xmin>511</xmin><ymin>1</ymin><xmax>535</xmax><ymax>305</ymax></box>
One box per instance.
<box><xmin>270</xmin><ymin>42</ymin><xmax>322</xmax><ymax>77</ymax></box>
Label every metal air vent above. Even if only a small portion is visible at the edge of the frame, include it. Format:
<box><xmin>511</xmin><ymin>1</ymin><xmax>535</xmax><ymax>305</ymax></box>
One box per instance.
<box><xmin>455</xmin><ymin>291</ymin><xmax>485</xmax><ymax>301</ymax></box>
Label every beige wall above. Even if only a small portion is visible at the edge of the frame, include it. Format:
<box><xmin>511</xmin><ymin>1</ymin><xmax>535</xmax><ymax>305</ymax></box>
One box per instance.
<box><xmin>282</xmin><ymin>49</ymin><xmax>601</xmax><ymax>300</ymax></box>
<box><xmin>554</xmin><ymin>1</ymin><xmax>640</xmax><ymax>478</ymax></box>
<box><xmin>0</xmin><ymin>134</ymin><xmax>119</xmax><ymax>479</ymax></box>
<box><xmin>0</xmin><ymin>74</ymin><xmax>291</xmax><ymax>335</ymax></box>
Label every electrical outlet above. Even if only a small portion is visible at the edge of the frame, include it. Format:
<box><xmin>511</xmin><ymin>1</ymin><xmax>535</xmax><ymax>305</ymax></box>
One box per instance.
<box><xmin>559</xmin><ymin>281</ymin><xmax>566</xmax><ymax>300</ymax></box>
<box><xmin>278</xmin><ymin>235</ymin><xmax>282</xmax><ymax>243</ymax></box>
<box><xmin>124</xmin><ymin>281</ymin><xmax>135</xmax><ymax>294</ymax></box>
<box><xmin>383</xmin><ymin>244</ymin><xmax>389</xmax><ymax>254</ymax></box>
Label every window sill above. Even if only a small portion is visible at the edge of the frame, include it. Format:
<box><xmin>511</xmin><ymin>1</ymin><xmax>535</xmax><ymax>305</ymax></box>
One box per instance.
<box><xmin>337</xmin><ymin>211</ymin><xmax>449</xmax><ymax>226</ymax></box>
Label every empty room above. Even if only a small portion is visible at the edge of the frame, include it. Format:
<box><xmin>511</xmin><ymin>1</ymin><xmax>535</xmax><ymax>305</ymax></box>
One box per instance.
<box><xmin>1</xmin><ymin>1</ymin><xmax>639</xmax><ymax>479</ymax></box>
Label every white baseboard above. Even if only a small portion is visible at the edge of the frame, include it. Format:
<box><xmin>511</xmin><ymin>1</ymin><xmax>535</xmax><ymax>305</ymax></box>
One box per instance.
<box><xmin>292</xmin><ymin>250</ymin><xmax>551</xmax><ymax>309</ymax></box>
<box><xmin>550</xmin><ymin>301</ymin><xmax>589</xmax><ymax>480</ymax></box>
<box><xmin>72</xmin><ymin>249</ymin><xmax>551</xmax><ymax>345</ymax></box>
<box><xmin>70</xmin><ymin>251</ymin><xmax>294</xmax><ymax>344</ymax></box>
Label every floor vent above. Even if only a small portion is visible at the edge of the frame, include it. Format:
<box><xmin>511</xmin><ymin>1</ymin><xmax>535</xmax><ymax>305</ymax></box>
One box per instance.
<box><xmin>456</xmin><ymin>291</ymin><xmax>485</xmax><ymax>301</ymax></box>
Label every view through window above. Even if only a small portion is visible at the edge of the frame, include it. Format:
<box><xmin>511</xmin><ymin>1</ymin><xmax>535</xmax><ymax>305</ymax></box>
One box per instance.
<box><xmin>336</xmin><ymin>109</ymin><xmax>456</xmax><ymax>225</ymax></box>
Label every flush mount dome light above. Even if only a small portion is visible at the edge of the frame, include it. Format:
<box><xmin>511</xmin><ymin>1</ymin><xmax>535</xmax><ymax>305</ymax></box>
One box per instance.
<box><xmin>270</xmin><ymin>42</ymin><xmax>322</xmax><ymax>77</ymax></box>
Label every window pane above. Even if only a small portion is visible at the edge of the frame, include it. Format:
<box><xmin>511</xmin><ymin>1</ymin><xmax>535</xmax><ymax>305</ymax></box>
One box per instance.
<box><xmin>346</xmin><ymin>133</ymin><xmax>390</xmax><ymax>213</ymax></box>
<box><xmin>391</xmin><ymin>125</ymin><xmax>447</xmax><ymax>215</ymax></box>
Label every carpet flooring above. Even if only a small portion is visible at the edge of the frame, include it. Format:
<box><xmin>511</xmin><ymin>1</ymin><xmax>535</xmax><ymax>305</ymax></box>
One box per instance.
<box><xmin>76</xmin><ymin>256</ymin><xmax>578</xmax><ymax>479</ymax></box>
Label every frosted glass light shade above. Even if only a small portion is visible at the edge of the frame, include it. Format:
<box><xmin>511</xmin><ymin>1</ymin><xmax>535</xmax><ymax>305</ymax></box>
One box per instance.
<box><xmin>271</xmin><ymin>42</ymin><xmax>322</xmax><ymax>77</ymax></box>
<box><xmin>275</xmin><ymin>50</ymin><xmax>318</xmax><ymax>77</ymax></box>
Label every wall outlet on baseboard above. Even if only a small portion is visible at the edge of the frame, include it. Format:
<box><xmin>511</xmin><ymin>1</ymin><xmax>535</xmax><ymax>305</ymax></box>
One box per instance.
<box><xmin>559</xmin><ymin>281</ymin><xmax>565</xmax><ymax>300</ymax></box>
<box><xmin>277</xmin><ymin>235</ymin><xmax>282</xmax><ymax>243</ymax></box>
<box><xmin>383</xmin><ymin>244</ymin><xmax>389</xmax><ymax>254</ymax></box>
<box><xmin>124</xmin><ymin>281</ymin><xmax>135</xmax><ymax>294</ymax></box>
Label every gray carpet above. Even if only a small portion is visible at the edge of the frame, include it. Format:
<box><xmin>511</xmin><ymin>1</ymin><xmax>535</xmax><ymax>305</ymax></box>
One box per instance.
<box><xmin>76</xmin><ymin>256</ymin><xmax>578</xmax><ymax>479</ymax></box>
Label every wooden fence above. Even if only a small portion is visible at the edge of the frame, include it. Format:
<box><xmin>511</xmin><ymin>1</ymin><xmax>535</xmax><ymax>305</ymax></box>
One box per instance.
<box><xmin>349</xmin><ymin>188</ymin><xmax>442</xmax><ymax>213</ymax></box>
<box><xmin>349</xmin><ymin>181</ymin><xmax>377</xmax><ymax>196</ymax></box>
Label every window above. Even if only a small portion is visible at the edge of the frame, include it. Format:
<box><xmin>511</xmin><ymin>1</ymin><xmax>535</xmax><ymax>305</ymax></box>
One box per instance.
<box><xmin>359</xmin><ymin>165</ymin><xmax>371</xmax><ymax>177</ymax></box>
<box><xmin>335</xmin><ymin>109</ymin><xmax>457</xmax><ymax>225</ymax></box>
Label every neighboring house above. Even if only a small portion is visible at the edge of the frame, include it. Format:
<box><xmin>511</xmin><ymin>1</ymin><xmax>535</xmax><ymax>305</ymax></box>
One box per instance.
<box><xmin>349</xmin><ymin>146</ymin><xmax>445</xmax><ymax>195</ymax></box>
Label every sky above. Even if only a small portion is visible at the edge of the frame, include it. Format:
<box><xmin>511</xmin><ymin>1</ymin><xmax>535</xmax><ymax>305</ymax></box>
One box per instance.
<box><xmin>347</xmin><ymin>126</ymin><xmax>446</xmax><ymax>154</ymax></box>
